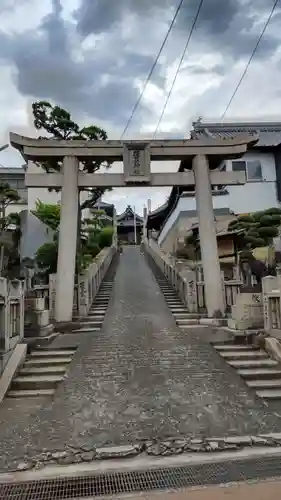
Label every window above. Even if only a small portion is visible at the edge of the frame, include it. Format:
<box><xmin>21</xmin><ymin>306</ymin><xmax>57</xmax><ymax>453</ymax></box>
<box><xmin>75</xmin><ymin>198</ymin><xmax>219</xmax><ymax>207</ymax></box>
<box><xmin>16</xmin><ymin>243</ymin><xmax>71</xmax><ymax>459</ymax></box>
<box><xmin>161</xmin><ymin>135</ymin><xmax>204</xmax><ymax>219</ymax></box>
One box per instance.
<box><xmin>232</xmin><ymin>159</ymin><xmax>262</xmax><ymax>181</ymax></box>
<box><xmin>247</xmin><ymin>160</ymin><xmax>262</xmax><ymax>181</ymax></box>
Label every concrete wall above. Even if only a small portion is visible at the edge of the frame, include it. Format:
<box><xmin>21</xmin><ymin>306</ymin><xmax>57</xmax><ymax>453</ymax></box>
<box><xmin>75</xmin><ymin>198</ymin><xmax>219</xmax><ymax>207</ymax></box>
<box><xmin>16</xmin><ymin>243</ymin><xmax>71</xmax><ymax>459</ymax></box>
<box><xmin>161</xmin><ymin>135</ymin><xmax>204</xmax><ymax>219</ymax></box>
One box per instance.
<box><xmin>158</xmin><ymin>150</ymin><xmax>280</xmax><ymax>247</ymax></box>
<box><xmin>19</xmin><ymin>210</ymin><xmax>55</xmax><ymax>261</ymax></box>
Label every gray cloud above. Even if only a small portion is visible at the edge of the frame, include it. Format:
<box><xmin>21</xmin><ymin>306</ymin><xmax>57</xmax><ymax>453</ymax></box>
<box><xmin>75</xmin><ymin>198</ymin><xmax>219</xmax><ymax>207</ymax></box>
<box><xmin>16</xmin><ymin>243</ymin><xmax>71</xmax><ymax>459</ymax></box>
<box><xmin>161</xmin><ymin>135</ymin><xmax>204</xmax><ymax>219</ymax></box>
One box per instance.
<box><xmin>0</xmin><ymin>0</ymin><xmax>280</xmax><ymax>143</ymax></box>
<box><xmin>75</xmin><ymin>0</ymin><xmax>280</xmax><ymax>60</ymax></box>
<box><xmin>0</xmin><ymin>0</ymin><xmax>163</xmax><ymax>130</ymax></box>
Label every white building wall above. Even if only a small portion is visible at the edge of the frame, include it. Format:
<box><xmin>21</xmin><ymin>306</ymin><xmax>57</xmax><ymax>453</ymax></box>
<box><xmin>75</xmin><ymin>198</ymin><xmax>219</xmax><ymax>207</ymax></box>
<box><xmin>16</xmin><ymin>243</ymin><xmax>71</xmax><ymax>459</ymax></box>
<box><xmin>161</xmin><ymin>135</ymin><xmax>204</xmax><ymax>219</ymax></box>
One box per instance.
<box><xmin>158</xmin><ymin>151</ymin><xmax>279</xmax><ymax>246</ymax></box>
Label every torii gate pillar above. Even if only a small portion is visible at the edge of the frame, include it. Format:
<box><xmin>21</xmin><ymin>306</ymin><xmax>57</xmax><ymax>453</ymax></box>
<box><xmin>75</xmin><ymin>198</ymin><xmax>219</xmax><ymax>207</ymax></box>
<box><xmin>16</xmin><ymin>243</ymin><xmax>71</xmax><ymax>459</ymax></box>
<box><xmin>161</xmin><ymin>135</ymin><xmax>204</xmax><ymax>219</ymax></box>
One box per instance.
<box><xmin>55</xmin><ymin>156</ymin><xmax>79</xmax><ymax>323</ymax></box>
<box><xmin>193</xmin><ymin>155</ymin><xmax>224</xmax><ymax>317</ymax></box>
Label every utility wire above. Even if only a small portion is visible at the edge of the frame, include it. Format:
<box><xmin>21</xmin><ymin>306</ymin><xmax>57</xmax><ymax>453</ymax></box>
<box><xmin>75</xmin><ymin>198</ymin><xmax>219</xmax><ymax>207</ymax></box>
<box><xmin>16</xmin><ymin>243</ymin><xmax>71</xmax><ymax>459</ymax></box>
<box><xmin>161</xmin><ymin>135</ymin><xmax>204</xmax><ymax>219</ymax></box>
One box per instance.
<box><xmin>221</xmin><ymin>0</ymin><xmax>279</xmax><ymax>120</ymax></box>
<box><xmin>153</xmin><ymin>0</ymin><xmax>204</xmax><ymax>140</ymax></box>
<box><xmin>120</xmin><ymin>0</ymin><xmax>186</xmax><ymax>139</ymax></box>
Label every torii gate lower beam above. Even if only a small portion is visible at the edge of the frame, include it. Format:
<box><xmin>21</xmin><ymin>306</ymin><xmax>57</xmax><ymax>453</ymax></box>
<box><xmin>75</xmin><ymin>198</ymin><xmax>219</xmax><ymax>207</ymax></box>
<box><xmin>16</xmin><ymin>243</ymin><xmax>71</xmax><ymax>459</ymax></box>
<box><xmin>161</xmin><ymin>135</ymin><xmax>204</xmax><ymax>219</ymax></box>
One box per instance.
<box><xmin>10</xmin><ymin>132</ymin><xmax>258</xmax><ymax>322</ymax></box>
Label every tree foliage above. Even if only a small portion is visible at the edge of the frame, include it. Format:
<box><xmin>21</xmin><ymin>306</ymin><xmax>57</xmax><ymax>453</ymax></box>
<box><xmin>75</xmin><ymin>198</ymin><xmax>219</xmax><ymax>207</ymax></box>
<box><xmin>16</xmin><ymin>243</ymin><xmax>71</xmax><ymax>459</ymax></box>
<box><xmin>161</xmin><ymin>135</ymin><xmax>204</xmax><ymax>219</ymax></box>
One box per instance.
<box><xmin>0</xmin><ymin>183</ymin><xmax>21</xmax><ymax>275</ymax></box>
<box><xmin>35</xmin><ymin>206</ymin><xmax>113</xmax><ymax>277</ymax></box>
<box><xmin>228</xmin><ymin>207</ymin><xmax>281</xmax><ymax>249</ymax></box>
<box><xmin>35</xmin><ymin>242</ymin><xmax>58</xmax><ymax>275</ymax></box>
<box><xmin>32</xmin><ymin>200</ymin><xmax>61</xmax><ymax>231</ymax></box>
<box><xmin>32</xmin><ymin>101</ymin><xmax>112</xmax><ymax>207</ymax></box>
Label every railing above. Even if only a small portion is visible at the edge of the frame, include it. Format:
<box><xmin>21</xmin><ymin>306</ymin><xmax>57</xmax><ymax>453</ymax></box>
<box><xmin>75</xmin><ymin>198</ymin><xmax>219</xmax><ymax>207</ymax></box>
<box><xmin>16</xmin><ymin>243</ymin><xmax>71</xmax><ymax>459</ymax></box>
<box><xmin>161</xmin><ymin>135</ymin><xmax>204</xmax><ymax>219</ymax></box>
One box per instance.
<box><xmin>262</xmin><ymin>275</ymin><xmax>281</xmax><ymax>335</ymax></box>
<box><xmin>26</xmin><ymin>245</ymin><xmax>117</xmax><ymax>320</ymax></box>
<box><xmin>0</xmin><ymin>278</ymin><xmax>24</xmax><ymax>354</ymax></box>
<box><xmin>144</xmin><ymin>238</ymin><xmax>244</xmax><ymax>315</ymax></box>
<box><xmin>78</xmin><ymin>244</ymin><xmax>117</xmax><ymax>317</ymax></box>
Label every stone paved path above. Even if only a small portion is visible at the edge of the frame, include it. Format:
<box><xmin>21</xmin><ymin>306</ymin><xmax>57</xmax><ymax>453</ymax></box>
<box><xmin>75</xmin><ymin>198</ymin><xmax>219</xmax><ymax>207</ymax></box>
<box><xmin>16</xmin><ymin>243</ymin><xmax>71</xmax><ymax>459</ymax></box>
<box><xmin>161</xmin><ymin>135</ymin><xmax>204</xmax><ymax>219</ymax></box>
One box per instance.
<box><xmin>1</xmin><ymin>246</ymin><xmax>281</xmax><ymax>471</ymax></box>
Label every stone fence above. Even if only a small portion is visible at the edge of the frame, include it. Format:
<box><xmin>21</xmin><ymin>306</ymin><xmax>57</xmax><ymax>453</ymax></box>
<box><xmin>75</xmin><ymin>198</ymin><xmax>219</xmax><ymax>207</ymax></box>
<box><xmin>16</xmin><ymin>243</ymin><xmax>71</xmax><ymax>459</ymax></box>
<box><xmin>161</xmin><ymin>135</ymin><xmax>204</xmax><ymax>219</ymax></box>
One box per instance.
<box><xmin>33</xmin><ymin>244</ymin><xmax>117</xmax><ymax>319</ymax></box>
<box><xmin>0</xmin><ymin>278</ymin><xmax>24</xmax><ymax>373</ymax></box>
<box><xmin>144</xmin><ymin>238</ymin><xmax>243</xmax><ymax>315</ymax></box>
<box><xmin>262</xmin><ymin>273</ymin><xmax>281</xmax><ymax>338</ymax></box>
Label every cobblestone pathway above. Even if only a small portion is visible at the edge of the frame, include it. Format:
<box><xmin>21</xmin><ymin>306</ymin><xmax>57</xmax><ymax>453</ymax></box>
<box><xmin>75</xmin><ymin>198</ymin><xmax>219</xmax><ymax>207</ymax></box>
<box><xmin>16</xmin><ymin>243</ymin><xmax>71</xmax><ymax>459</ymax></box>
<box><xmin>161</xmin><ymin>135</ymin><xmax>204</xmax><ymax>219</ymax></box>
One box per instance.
<box><xmin>1</xmin><ymin>246</ymin><xmax>281</xmax><ymax>471</ymax></box>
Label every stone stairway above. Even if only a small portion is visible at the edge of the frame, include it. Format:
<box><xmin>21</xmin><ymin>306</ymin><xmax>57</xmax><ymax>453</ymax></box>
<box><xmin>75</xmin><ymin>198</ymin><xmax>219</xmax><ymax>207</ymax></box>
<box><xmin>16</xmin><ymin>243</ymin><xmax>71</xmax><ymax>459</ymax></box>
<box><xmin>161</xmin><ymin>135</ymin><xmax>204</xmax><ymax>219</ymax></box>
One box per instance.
<box><xmin>156</xmin><ymin>277</ymin><xmax>204</xmax><ymax>328</ymax></box>
<box><xmin>213</xmin><ymin>342</ymin><xmax>281</xmax><ymax>400</ymax></box>
<box><xmin>72</xmin><ymin>280</ymin><xmax>113</xmax><ymax>333</ymax></box>
<box><xmin>6</xmin><ymin>346</ymin><xmax>77</xmax><ymax>398</ymax></box>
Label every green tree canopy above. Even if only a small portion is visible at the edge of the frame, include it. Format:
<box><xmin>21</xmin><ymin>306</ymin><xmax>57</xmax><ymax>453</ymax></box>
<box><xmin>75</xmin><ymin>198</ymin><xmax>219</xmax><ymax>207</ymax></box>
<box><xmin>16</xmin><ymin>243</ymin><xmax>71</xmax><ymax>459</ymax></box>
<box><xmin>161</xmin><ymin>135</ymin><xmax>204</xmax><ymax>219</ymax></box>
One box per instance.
<box><xmin>228</xmin><ymin>207</ymin><xmax>281</xmax><ymax>249</ymax></box>
<box><xmin>32</xmin><ymin>101</ymin><xmax>112</xmax><ymax>208</ymax></box>
<box><xmin>32</xmin><ymin>200</ymin><xmax>61</xmax><ymax>231</ymax></box>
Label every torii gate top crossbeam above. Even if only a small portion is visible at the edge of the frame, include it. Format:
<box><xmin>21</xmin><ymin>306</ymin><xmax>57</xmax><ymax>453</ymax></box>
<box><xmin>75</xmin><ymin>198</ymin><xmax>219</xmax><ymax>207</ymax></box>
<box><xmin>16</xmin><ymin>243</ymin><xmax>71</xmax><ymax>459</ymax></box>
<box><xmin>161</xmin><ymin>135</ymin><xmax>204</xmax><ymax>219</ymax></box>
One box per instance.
<box><xmin>10</xmin><ymin>132</ymin><xmax>258</xmax><ymax>161</ymax></box>
<box><xmin>10</xmin><ymin>132</ymin><xmax>258</xmax><ymax>187</ymax></box>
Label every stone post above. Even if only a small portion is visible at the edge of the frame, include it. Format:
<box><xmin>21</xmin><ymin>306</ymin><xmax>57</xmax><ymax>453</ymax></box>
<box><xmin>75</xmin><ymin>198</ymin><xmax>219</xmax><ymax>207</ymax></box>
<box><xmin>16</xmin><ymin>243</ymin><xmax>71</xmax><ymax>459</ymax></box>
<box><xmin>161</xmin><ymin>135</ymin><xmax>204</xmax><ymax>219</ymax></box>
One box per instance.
<box><xmin>113</xmin><ymin>207</ymin><xmax>118</xmax><ymax>247</ymax></box>
<box><xmin>193</xmin><ymin>154</ymin><xmax>225</xmax><ymax>317</ymax></box>
<box><xmin>55</xmin><ymin>156</ymin><xmax>79</xmax><ymax>322</ymax></box>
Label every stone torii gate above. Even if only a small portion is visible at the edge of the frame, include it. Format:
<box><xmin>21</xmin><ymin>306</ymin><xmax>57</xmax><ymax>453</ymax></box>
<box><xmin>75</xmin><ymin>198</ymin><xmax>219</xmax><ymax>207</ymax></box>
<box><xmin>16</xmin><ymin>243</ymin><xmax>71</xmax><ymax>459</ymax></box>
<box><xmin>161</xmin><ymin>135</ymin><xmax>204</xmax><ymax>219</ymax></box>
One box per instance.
<box><xmin>10</xmin><ymin>132</ymin><xmax>257</xmax><ymax>322</ymax></box>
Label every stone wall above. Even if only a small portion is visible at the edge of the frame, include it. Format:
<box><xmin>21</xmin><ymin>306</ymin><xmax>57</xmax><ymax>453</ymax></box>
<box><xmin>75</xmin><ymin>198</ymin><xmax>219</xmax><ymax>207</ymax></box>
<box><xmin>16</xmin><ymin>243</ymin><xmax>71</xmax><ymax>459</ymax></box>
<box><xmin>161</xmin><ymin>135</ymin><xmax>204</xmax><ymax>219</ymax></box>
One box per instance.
<box><xmin>0</xmin><ymin>278</ymin><xmax>24</xmax><ymax>375</ymax></box>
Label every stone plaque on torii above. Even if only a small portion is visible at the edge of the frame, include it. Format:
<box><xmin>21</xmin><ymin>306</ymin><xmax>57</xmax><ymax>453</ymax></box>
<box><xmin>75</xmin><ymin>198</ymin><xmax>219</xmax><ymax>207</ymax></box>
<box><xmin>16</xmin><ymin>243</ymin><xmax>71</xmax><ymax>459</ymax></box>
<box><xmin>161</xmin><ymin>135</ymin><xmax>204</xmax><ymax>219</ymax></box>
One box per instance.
<box><xmin>10</xmin><ymin>132</ymin><xmax>258</xmax><ymax>322</ymax></box>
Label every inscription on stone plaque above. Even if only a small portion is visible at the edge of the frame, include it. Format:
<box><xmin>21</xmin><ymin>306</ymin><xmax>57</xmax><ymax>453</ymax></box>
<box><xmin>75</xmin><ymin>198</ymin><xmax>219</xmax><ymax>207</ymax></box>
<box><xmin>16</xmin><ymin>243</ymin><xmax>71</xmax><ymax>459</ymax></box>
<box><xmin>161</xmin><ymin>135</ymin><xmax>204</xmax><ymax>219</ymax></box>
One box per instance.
<box><xmin>123</xmin><ymin>142</ymin><xmax>150</xmax><ymax>183</ymax></box>
<box><xmin>132</xmin><ymin>149</ymin><xmax>141</xmax><ymax>175</ymax></box>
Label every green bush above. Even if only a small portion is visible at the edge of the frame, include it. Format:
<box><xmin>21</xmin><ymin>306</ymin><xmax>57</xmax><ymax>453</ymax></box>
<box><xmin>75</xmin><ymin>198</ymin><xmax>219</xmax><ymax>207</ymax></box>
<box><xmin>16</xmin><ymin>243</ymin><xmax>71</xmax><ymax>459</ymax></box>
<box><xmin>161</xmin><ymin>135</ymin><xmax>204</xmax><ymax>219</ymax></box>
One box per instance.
<box><xmin>98</xmin><ymin>227</ymin><xmax>113</xmax><ymax>248</ymax></box>
<box><xmin>35</xmin><ymin>242</ymin><xmax>58</xmax><ymax>274</ymax></box>
<box><xmin>258</xmin><ymin>226</ymin><xmax>278</xmax><ymax>238</ymax></box>
<box><xmin>237</xmin><ymin>214</ymin><xmax>254</xmax><ymax>223</ymax></box>
<box><xmin>86</xmin><ymin>242</ymin><xmax>100</xmax><ymax>258</ymax></box>
<box><xmin>228</xmin><ymin>207</ymin><xmax>281</xmax><ymax>250</ymax></box>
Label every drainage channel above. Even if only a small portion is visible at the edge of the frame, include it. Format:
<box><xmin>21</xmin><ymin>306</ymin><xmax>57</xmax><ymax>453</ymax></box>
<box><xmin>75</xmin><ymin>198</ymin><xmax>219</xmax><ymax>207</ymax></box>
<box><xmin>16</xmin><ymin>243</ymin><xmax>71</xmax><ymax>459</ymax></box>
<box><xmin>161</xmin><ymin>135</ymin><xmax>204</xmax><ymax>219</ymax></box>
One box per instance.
<box><xmin>2</xmin><ymin>454</ymin><xmax>281</xmax><ymax>499</ymax></box>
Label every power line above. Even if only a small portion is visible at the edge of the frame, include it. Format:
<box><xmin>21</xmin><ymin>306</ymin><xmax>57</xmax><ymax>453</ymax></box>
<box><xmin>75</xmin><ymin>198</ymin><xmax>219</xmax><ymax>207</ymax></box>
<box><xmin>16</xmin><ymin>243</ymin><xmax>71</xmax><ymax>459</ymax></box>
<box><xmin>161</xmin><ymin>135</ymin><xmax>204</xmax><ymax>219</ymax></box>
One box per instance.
<box><xmin>221</xmin><ymin>0</ymin><xmax>279</xmax><ymax>120</ymax></box>
<box><xmin>153</xmin><ymin>0</ymin><xmax>204</xmax><ymax>139</ymax></box>
<box><xmin>120</xmin><ymin>0</ymin><xmax>186</xmax><ymax>139</ymax></box>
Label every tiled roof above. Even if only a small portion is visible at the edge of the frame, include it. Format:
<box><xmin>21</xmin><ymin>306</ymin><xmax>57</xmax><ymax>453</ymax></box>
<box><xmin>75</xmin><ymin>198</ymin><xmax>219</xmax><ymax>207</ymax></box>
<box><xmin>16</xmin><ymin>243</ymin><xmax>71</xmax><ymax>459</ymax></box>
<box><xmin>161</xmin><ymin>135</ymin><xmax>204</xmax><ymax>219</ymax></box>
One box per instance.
<box><xmin>191</xmin><ymin>121</ymin><xmax>281</xmax><ymax>147</ymax></box>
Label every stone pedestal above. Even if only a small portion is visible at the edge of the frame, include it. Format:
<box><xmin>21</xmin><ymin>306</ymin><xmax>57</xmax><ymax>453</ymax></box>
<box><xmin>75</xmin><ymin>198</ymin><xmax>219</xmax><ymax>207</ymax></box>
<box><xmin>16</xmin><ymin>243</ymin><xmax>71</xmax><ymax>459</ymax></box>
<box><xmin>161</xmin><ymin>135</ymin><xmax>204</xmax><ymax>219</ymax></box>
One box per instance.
<box><xmin>228</xmin><ymin>292</ymin><xmax>263</xmax><ymax>330</ymax></box>
<box><xmin>193</xmin><ymin>155</ymin><xmax>225</xmax><ymax>317</ymax></box>
<box><xmin>24</xmin><ymin>297</ymin><xmax>53</xmax><ymax>339</ymax></box>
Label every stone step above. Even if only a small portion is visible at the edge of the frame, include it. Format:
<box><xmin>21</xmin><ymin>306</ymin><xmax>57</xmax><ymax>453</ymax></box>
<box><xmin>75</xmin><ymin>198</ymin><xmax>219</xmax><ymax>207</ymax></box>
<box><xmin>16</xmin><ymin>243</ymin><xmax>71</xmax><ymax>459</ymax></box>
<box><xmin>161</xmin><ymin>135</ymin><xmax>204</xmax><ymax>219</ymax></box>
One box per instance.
<box><xmin>174</xmin><ymin>313</ymin><xmax>199</xmax><ymax>319</ymax></box>
<box><xmin>256</xmin><ymin>389</ymin><xmax>281</xmax><ymax>399</ymax></box>
<box><xmin>166</xmin><ymin>300</ymin><xmax>182</xmax><ymax>304</ymax></box>
<box><xmin>30</xmin><ymin>350</ymin><xmax>76</xmax><ymax>357</ymax></box>
<box><xmin>89</xmin><ymin>308</ymin><xmax>107</xmax><ymax>313</ymax></box>
<box><xmin>7</xmin><ymin>388</ymin><xmax>55</xmax><ymax>398</ymax></box>
<box><xmin>75</xmin><ymin>321</ymin><xmax>103</xmax><ymax>326</ymax></box>
<box><xmin>171</xmin><ymin>308</ymin><xmax>189</xmax><ymax>313</ymax></box>
<box><xmin>25</xmin><ymin>356</ymin><xmax>73</xmax><ymax>367</ymax></box>
<box><xmin>20</xmin><ymin>365</ymin><xmax>68</xmax><ymax>376</ymax></box>
<box><xmin>228</xmin><ymin>359</ymin><xmax>278</xmax><ymax>368</ymax></box>
<box><xmin>219</xmin><ymin>350</ymin><xmax>268</xmax><ymax>360</ymax></box>
<box><xmin>176</xmin><ymin>318</ymin><xmax>199</xmax><ymax>325</ymax></box>
<box><xmin>84</xmin><ymin>315</ymin><xmax>105</xmax><ymax>320</ymax></box>
<box><xmin>246</xmin><ymin>379</ymin><xmax>281</xmax><ymax>389</ymax></box>
<box><xmin>72</xmin><ymin>327</ymin><xmax>101</xmax><ymax>333</ymax></box>
<box><xmin>214</xmin><ymin>344</ymin><xmax>260</xmax><ymax>351</ymax></box>
<box><xmin>74</xmin><ymin>315</ymin><xmax>104</xmax><ymax>321</ymax></box>
<box><xmin>238</xmin><ymin>368</ymin><xmax>281</xmax><ymax>379</ymax></box>
<box><xmin>12</xmin><ymin>374</ymin><xmax>64</xmax><ymax>390</ymax></box>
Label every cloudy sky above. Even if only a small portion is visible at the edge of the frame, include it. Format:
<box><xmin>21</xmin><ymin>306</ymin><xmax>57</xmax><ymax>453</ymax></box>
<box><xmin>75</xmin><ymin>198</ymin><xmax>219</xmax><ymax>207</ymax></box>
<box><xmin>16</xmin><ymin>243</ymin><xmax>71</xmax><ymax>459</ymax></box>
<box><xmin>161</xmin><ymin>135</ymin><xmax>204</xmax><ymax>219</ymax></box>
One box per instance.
<box><xmin>0</xmin><ymin>0</ymin><xmax>281</xmax><ymax>215</ymax></box>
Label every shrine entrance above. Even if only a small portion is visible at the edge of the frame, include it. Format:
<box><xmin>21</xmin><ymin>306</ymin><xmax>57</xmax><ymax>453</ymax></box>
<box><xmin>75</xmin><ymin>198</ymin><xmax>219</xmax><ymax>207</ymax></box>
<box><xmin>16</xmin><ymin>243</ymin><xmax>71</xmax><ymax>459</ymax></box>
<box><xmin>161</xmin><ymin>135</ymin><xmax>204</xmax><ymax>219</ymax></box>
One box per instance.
<box><xmin>117</xmin><ymin>205</ymin><xmax>143</xmax><ymax>245</ymax></box>
<box><xmin>10</xmin><ymin>132</ymin><xmax>257</xmax><ymax>322</ymax></box>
